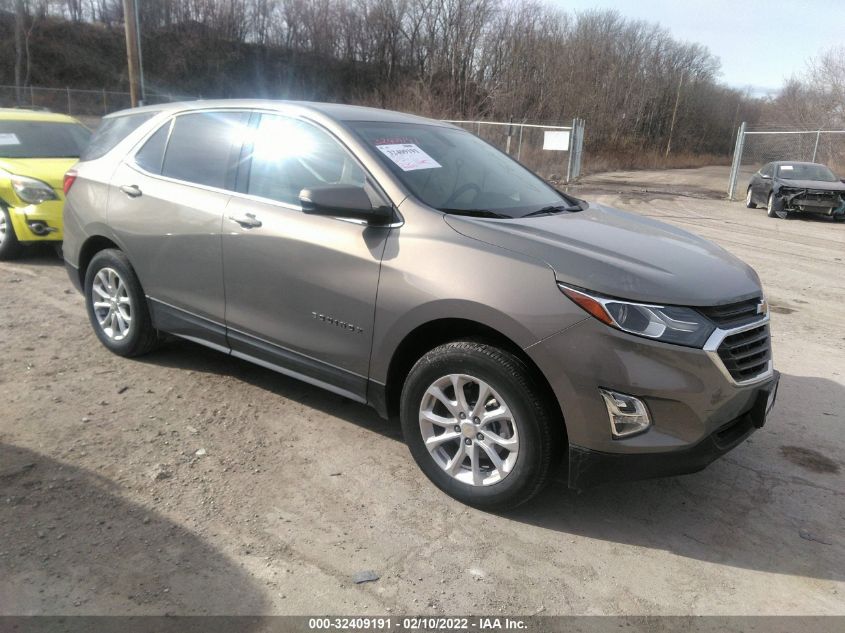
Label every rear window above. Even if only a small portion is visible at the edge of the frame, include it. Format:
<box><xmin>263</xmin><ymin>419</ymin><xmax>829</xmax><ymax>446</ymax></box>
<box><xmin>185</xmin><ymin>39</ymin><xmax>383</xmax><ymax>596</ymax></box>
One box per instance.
<box><xmin>81</xmin><ymin>112</ymin><xmax>156</xmax><ymax>161</ymax></box>
<box><xmin>0</xmin><ymin>120</ymin><xmax>91</xmax><ymax>159</ymax></box>
<box><xmin>161</xmin><ymin>111</ymin><xmax>249</xmax><ymax>189</ymax></box>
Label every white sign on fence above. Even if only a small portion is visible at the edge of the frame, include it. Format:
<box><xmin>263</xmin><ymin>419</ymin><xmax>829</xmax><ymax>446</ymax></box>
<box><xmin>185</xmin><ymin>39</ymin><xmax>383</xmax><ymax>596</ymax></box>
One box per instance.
<box><xmin>543</xmin><ymin>130</ymin><xmax>570</xmax><ymax>151</ymax></box>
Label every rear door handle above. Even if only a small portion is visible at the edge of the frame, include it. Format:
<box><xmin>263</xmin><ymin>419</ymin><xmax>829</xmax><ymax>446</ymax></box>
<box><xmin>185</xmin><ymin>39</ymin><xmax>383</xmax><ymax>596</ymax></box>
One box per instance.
<box><xmin>228</xmin><ymin>212</ymin><xmax>262</xmax><ymax>229</ymax></box>
<box><xmin>119</xmin><ymin>184</ymin><xmax>142</xmax><ymax>198</ymax></box>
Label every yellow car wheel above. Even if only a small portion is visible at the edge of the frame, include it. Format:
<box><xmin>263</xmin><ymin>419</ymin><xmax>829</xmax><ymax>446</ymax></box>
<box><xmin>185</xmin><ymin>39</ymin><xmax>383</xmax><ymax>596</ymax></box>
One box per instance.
<box><xmin>0</xmin><ymin>205</ymin><xmax>22</xmax><ymax>260</ymax></box>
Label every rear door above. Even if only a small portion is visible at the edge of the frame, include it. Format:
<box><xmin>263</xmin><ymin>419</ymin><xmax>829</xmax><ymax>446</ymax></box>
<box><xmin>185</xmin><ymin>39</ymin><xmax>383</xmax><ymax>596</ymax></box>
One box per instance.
<box><xmin>221</xmin><ymin>112</ymin><xmax>391</xmax><ymax>401</ymax></box>
<box><xmin>108</xmin><ymin>110</ymin><xmax>249</xmax><ymax>347</ymax></box>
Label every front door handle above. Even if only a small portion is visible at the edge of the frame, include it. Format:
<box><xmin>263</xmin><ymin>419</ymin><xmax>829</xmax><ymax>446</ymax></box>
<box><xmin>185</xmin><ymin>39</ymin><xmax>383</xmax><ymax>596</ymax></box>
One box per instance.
<box><xmin>119</xmin><ymin>184</ymin><xmax>142</xmax><ymax>198</ymax></box>
<box><xmin>228</xmin><ymin>212</ymin><xmax>262</xmax><ymax>229</ymax></box>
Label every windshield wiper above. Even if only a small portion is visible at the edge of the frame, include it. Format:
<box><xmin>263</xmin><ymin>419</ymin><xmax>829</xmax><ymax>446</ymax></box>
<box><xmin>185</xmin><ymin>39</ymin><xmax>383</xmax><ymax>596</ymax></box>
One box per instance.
<box><xmin>521</xmin><ymin>203</ymin><xmax>581</xmax><ymax>218</ymax></box>
<box><xmin>440</xmin><ymin>208</ymin><xmax>511</xmax><ymax>219</ymax></box>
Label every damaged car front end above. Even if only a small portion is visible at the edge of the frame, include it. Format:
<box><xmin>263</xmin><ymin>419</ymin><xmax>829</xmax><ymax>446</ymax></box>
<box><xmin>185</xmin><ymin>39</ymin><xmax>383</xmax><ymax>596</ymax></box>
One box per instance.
<box><xmin>774</xmin><ymin>183</ymin><xmax>845</xmax><ymax>217</ymax></box>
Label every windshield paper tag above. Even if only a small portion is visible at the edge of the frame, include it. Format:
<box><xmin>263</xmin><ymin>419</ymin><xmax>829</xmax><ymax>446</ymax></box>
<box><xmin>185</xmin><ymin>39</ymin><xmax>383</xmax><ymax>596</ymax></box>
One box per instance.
<box><xmin>780</xmin><ymin>165</ymin><xmax>793</xmax><ymax>170</ymax></box>
<box><xmin>376</xmin><ymin>143</ymin><xmax>441</xmax><ymax>171</ymax></box>
<box><xmin>0</xmin><ymin>133</ymin><xmax>21</xmax><ymax>146</ymax></box>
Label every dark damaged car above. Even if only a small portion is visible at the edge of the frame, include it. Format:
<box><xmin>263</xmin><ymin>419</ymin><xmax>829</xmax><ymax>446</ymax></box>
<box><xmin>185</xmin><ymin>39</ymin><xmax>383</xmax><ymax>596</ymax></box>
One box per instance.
<box><xmin>746</xmin><ymin>161</ymin><xmax>845</xmax><ymax>220</ymax></box>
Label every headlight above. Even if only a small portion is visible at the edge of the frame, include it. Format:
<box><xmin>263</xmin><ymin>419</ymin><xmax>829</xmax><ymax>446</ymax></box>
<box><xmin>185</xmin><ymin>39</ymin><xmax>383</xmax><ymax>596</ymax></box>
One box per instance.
<box><xmin>559</xmin><ymin>283</ymin><xmax>716</xmax><ymax>347</ymax></box>
<box><xmin>11</xmin><ymin>175</ymin><xmax>59</xmax><ymax>204</ymax></box>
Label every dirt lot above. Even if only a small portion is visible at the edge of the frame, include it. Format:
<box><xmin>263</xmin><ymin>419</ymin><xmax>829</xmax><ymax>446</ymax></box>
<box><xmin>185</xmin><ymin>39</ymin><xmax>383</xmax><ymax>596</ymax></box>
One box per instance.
<box><xmin>1</xmin><ymin>166</ymin><xmax>843</xmax><ymax>616</ymax></box>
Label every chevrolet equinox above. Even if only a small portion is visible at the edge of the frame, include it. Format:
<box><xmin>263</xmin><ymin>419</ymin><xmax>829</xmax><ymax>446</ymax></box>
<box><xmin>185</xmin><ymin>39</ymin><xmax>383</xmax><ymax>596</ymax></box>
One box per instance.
<box><xmin>63</xmin><ymin>101</ymin><xmax>779</xmax><ymax>509</ymax></box>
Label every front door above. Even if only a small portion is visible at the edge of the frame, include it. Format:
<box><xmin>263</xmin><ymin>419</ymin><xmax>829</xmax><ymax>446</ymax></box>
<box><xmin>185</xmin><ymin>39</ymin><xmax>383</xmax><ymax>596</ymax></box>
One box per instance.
<box><xmin>222</xmin><ymin>113</ymin><xmax>391</xmax><ymax>401</ymax></box>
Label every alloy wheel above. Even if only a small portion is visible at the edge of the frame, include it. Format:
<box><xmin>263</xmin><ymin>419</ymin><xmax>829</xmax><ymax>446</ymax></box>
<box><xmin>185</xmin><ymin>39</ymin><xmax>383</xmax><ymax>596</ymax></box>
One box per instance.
<box><xmin>91</xmin><ymin>267</ymin><xmax>133</xmax><ymax>341</ymax></box>
<box><xmin>418</xmin><ymin>373</ymin><xmax>520</xmax><ymax>486</ymax></box>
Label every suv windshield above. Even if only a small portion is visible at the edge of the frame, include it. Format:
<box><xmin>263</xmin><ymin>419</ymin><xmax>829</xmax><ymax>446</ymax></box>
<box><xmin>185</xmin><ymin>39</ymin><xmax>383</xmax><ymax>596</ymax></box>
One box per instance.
<box><xmin>0</xmin><ymin>120</ymin><xmax>91</xmax><ymax>158</ymax></box>
<box><xmin>777</xmin><ymin>163</ymin><xmax>837</xmax><ymax>181</ymax></box>
<box><xmin>349</xmin><ymin>121</ymin><xmax>574</xmax><ymax>218</ymax></box>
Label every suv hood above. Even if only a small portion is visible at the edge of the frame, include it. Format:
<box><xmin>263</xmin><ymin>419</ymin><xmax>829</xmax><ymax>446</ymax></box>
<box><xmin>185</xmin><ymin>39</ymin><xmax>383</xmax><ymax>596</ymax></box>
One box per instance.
<box><xmin>0</xmin><ymin>157</ymin><xmax>78</xmax><ymax>190</ymax></box>
<box><xmin>444</xmin><ymin>203</ymin><xmax>761</xmax><ymax>307</ymax></box>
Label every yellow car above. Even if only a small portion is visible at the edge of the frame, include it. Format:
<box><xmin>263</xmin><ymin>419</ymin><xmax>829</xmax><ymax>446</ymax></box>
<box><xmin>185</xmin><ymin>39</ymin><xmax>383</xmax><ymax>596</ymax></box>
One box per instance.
<box><xmin>0</xmin><ymin>109</ymin><xmax>91</xmax><ymax>259</ymax></box>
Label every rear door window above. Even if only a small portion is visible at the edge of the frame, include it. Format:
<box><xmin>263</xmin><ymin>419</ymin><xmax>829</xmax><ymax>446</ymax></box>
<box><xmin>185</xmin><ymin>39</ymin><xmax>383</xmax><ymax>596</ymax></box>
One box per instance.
<box><xmin>81</xmin><ymin>112</ymin><xmax>155</xmax><ymax>161</ymax></box>
<box><xmin>161</xmin><ymin>111</ymin><xmax>249</xmax><ymax>190</ymax></box>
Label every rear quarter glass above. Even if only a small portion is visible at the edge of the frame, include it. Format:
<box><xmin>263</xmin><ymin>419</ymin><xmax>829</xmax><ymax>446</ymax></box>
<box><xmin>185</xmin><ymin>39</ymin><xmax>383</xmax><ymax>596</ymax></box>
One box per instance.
<box><xmin>81</xmin><ymin>112</ymin><xmax>156</xmax><ymax>161</ymax></box>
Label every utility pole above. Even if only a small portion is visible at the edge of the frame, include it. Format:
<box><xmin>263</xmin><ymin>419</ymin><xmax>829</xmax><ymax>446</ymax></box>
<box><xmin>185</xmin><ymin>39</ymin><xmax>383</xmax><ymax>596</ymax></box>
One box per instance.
<box><xmin>122</xmin><ymin>0</ymin><xmax>142</xmax><ymax>107</ymax></box>
<box><xmin>134</xmin><ymin>0</ymin><xmax>146</xmax><ymax>105</ymax></box>
<box><xmin>14</xmin><ymin>0</ymin><xmax>25</xmax><ymax>106</ymax></box>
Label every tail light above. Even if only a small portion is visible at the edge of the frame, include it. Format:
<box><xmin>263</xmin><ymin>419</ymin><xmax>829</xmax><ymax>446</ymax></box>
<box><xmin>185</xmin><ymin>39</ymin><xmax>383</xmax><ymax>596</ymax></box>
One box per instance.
<box><xmin>63</xmin><ymin>170</ymin><xmax>78</xmax><ymax>196</ymax></box>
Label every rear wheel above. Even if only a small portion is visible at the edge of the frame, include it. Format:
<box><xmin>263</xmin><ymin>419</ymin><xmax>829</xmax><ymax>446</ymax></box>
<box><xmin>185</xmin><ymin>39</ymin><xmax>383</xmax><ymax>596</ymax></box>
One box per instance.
<box><xmin>400</xmin><ymin>341</ymin><xmax>558</xmax><ymax>510</ymax></box>
<box><xmin>84</xmin><ymin>249</ymin><xmax>160</xmax><ymax>357</ymax></box>
<box><xmin>745</xmin><ymin>187</ymin><xmax>757</xmax><ymax>208</ymax></box>
<box><xmin>767</xmin><ymin>193</ymin><xmax>789</xmax><ymax>219</ymax></box>
<box><xmin>0</xmin><ymin>206</ymin><xmax>22</xmax><ymax>260</ymax></box>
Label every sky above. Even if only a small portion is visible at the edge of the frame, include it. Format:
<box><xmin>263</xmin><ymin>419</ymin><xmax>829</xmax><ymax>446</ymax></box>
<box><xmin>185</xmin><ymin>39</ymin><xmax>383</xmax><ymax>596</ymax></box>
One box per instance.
<box><xmin>550</xmin><ymin>0</ymin><xmax>845</xmax><ymax>97</ymax></box>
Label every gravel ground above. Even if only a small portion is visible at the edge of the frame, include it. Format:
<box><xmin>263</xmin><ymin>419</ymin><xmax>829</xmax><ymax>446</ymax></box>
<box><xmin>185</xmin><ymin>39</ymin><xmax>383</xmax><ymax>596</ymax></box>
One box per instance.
<box><xmin>0</xmin><ymin>166</ymin><xmax>843</xmax><ymax>616</ymax></box>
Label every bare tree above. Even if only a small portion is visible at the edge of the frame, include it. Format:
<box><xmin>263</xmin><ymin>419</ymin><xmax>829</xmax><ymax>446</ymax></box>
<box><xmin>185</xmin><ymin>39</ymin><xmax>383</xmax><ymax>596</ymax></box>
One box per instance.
<box><xmin>0</xmin><ymin>0</ymin><xmax>766</xmax><ymax>163</ymax></box>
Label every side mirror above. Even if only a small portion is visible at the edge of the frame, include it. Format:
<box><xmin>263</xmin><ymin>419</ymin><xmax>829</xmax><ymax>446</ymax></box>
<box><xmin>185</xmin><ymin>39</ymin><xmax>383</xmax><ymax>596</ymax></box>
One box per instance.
<box><xmin>761</xmin><ymin>174</ymin><xmax>771</xmax><ymax>180</ymax></box>
<box><xmin>299</xmin><ymin>184</ymin><xmax>392</xmax><ymax>224</ymax></box>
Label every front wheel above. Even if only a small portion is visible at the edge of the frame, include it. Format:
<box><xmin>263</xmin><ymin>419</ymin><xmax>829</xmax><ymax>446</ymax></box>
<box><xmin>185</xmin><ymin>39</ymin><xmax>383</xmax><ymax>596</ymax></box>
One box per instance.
<box><xmin>745</xmin><ymin>187</ymin><xmax>757</xmax><ymax>208</ymax></box>
<box><xmin>400</xmin><ymin>341</ymin><xmax>559</xmax><ymax>510</ymax></box>
<box><xmin>767</xmin><ymin>193</ymin><xmax>789</xmax><ymax>219</ymax></box>
<box><xmin>84</xmin><ymin>249</ymin><xmax>160</xmax><ymax>357</ymax></box>
<box><xmin>0</xmin><ymin>205</ymin><xmax>22</xmax><ymax>260</ymax></box>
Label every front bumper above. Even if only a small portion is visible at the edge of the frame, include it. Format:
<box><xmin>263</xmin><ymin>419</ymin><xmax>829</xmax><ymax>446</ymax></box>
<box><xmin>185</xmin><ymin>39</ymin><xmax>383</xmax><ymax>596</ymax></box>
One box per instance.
<box><xmin>7</xmin><ymin>199</ymin><xmax>64</xmax><ymax>242</ymax></box>
<box><xmin>525</xmin><ymin>316</ymin><xmax>778</xmax><ymax>489</ymax></box>
<box><xmin>569</xmin><ymin>373</ymin><xmax>778</xmax><ymax>489</ymax></box>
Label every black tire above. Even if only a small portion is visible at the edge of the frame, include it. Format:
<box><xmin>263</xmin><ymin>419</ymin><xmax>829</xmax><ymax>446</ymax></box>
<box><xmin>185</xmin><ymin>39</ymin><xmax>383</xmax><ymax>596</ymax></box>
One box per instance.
<box><xmin>745</xmin><ymin>187</ymin><xmax>757</xmax><ymax>208</ymax></box>
<box><xmin>84</xmin><ymin>249</ymin><xmax>159</xmax><ymax>357</ymax></box>
<box><xmin>0</xmin><ymin>205</ymin><xmax>23</xmax><ymax>260</ymax></box>
<box><xmin>767</xmin><ymin>193</ymin><xmax>788</xmax><ymax>219</ymax></box>
<box><xmin>400</xmin><ymin>340</ymin><xmax>559</xmax><ymax>511</ymax></box>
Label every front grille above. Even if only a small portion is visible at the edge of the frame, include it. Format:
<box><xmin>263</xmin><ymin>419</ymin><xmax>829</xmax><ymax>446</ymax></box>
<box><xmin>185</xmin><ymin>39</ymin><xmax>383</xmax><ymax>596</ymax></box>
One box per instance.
<box><xmin>700</xmin><ymin>297</ymin><xmax>762</xmax><ymax>329</ymax></box>
<box><xmin>803</xmin><ymin>191</ymin><xmax>839</xmax><ymax>201</ymax></box>
<box><xmin>717</xmin><ymin>324</ymin><xmax>771</xmax><ymax>382</ymax></box>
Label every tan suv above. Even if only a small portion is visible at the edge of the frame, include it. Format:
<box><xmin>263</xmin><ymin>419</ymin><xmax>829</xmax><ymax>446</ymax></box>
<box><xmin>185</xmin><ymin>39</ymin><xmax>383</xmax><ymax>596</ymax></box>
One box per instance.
<box><xmin>63</xmin><ymin>100</ymin><xmax>779</xmax><ymax>509</ymax></box>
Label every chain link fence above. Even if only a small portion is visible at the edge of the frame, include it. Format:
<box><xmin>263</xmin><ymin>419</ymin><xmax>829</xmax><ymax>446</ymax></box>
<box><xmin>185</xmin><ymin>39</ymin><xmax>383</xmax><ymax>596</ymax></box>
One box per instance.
<box><xmin>728</xmin><ymin>122</ymin><xmax>845</xmax><ymax>199</ymax></box>
<box><xmin>0</xmin><ymin>87</ymin><xmax>587</xmax><ymax>181</ymax></box>
<box><xmin>0</xmin><ymin>85</ymin><xmax>189</xmax><ymax>119</ymax></box>
<box><xmin>443</xmin><ymin>119</ymin><xmax>586</xmax><ymax>183</ymax></box>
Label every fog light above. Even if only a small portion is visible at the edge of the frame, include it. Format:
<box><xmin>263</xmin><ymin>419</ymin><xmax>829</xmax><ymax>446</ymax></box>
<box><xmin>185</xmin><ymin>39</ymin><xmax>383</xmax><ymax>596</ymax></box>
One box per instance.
<box><xmin>27</xmin><ymin>220</ymin><xmax>56</xmax><ymax>236</ymax></box>
<box><xmin>599</xmin><ymin>389</ymin><xmax>651</xmax><ymax>438</ymax></box>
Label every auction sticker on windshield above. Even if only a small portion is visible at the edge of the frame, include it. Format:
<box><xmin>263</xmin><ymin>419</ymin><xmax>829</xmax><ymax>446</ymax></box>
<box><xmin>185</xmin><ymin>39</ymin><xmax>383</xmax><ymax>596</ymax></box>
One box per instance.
<box><xmin>376</xmin><ymin>143</ymin><xmax>441</xmax><ymax>171</ymax></box>
<box><xmin>0</xmin><ymin>133</ymin><xmax>21</xmax><ymax>146</ymax></box>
